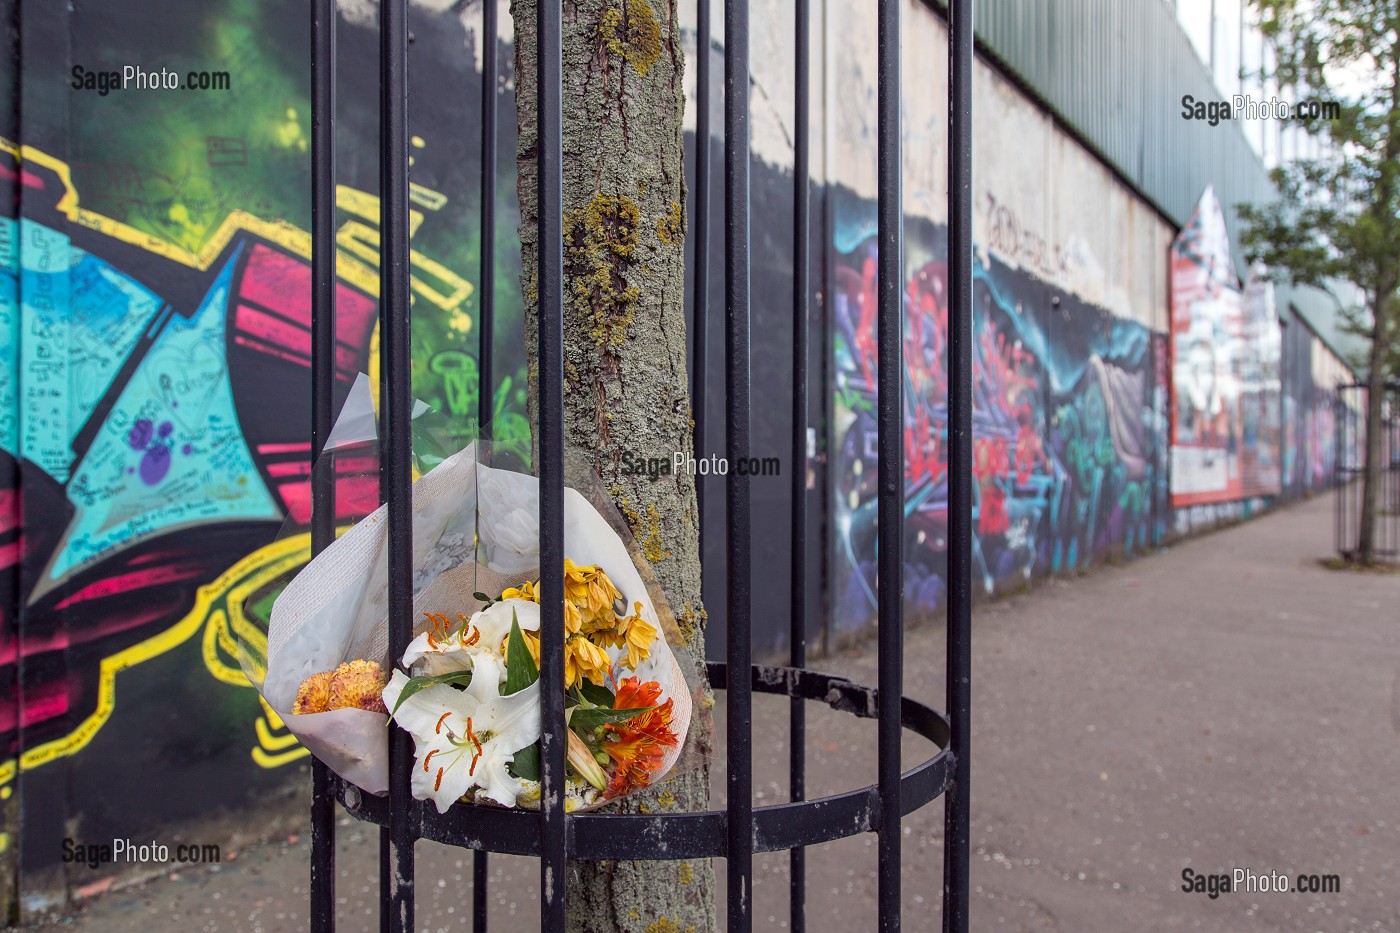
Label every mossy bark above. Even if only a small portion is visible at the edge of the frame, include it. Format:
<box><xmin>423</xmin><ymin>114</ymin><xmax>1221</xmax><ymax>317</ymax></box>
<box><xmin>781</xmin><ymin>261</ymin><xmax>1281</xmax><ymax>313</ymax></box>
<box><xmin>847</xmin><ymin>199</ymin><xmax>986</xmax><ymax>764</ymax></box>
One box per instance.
<box><xmin>513</xmin><ymin>1</ymin><xmax>716</xmax><ymax>931</ymax></box>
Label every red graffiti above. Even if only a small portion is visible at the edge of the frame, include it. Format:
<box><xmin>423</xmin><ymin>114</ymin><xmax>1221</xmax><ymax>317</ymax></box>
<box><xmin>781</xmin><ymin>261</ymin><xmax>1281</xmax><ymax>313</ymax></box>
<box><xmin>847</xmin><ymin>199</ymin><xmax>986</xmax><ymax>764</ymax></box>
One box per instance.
<box><xmin>980</xmin><ymin>485</ymin><xmax>1009</xmax><ymax>535</ymax></box>
<box><xmin>973</xmin><ymin>437</ymin><xmax>1010</xmax><ymax>480</ymax></box>
<box><xmin>846</xmin><ymin>255</ymin><xmax>953</xmax><ymax>488</ymax></box>
<box><xmin>1015</xmin><ymin>422</ymin><xmax>1044</xmax><ymax>485</ymax></box>
<box><xmin>906</xmin><ymin>404</ymin><xmax>945</xmax><ymax>486</ymax></box>
<box><xmin>973</xmin><ymin>437</ymin><xmax>1013</xmax><ymax>535</ymax></box>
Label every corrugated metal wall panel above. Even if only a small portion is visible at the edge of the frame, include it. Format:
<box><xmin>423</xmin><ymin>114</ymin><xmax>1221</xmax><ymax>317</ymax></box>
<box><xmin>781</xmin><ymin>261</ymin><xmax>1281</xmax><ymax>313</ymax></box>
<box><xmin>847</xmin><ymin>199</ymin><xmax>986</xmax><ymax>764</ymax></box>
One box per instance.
<box><xmin>974</xmin><ymin>0</ymin><xmax>1262</xmax><ymax>236</ymax></box>
<box><xmin>962</xmin><ymin>0</ymin><xmax>1350</xmax><ymax>357</ymax></box>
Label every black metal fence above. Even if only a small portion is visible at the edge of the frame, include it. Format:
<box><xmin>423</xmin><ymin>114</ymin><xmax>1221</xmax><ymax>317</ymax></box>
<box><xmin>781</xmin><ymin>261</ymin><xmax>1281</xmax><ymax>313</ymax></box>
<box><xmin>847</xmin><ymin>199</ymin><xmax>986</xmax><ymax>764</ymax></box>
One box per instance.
<box><xmin>1334</xmin><ymin>383</ymin><xmax>1400</xmax><ymax>563</ymax></box>
<box><xmin>305</xmin><ymin>0</ymin><xmax>974</xmax><ymax>929</ymax></box>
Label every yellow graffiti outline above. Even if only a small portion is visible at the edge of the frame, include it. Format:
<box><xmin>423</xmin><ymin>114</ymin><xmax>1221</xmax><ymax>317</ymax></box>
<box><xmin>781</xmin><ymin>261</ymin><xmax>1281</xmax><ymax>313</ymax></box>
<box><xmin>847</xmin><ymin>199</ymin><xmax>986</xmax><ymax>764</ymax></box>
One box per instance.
<box><xmin>0</xmin><ymin>535</ymin><xmax>312</xmax><ymax>783</ymax></box>
<box><xmin>253</xmin><ymin>697</ymin><xmax>309</xmax><ymax>767</ymax></box>
<box><xmin>5</xmin><ymin>140</ymin><xmax>472</xmax><ymax>313</ymax></box>
<box><xmin>200</xmin><ymin>531</ymin><xmax>387</xmax><ymax>770</ymax></box>
<box><xmin>252</xmin><ymin>744</ymin><xmax>311</xmax><ymax>769</ymax></box>
<box><xmin>0</xmin><ymin>141</ymin><xmax>450</xmax><ymax>777</ymax></box>
<box><xmin>255</xmin><ymin>717</ymin><xmax>301</xmax><ymax>752</ymax></box>
<box><xmin>0</xmin><ymin>141</ymin><xmax>475</xmax><ymax>779</ymax></box>
<box><xmin>198</xmin><ymin>534</ymin><xmax>312</xmax><ymax>688</ymax></box>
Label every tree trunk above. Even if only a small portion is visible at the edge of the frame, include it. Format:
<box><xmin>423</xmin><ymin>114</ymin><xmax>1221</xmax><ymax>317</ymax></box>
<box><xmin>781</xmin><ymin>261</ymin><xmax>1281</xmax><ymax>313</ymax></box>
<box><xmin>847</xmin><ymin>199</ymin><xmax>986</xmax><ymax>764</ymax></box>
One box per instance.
<box><xmin>1356</xmin><ymin>291</ymin><xmax>1392</xmax><ymax>563</ymax></box>
<box><xmin>513</xmin><ymin>2</ymin><xmax>716</xmax><ymax>931</ymax></box>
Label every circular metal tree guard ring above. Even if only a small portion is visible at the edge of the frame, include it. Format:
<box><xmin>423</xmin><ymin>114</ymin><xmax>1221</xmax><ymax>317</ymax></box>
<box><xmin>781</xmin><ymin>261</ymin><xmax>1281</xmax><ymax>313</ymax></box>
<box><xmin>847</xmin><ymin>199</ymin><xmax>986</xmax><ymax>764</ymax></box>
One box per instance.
<box><xmin>335</xmin><ymin>662</ymin><xmax>952</xmax><ymax>861</ymax></box>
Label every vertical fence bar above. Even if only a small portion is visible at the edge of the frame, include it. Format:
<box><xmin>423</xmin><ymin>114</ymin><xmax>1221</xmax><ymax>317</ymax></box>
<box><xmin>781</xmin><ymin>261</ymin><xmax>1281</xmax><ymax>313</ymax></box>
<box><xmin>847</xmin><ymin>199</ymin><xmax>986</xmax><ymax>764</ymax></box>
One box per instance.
<box><xmin>474</xmin><ymin>2</ymin><xmax>498</xmax><ymax>926</ymax></box>
<box><xmin>478</xmin><ymin>0</ymin><xmax>498</xmax><ymax>439</ymax></box>
<box><xmin>1383</xmin><ymin>406</ymin><xmax>1394</xmax><ymax>551</ymax></box>
<box><xmin>535</xmin><ymin>0</ymin><xmax>568</xmax><ymax>929</ymax></box>
<box><xmin>725</xmin><ymin>0</ymin><xmax>753</xmax><ymax>928</ymax></box>
<box><xmin>943</xmin><ymin>0</ymin><xmax>974</xmax><ymax>930</ymax></box>
<box><xmin>874</xmin><ymin>0</ymin><xmax>903</xmax><ymax>928</ymax></box>
<box><xmin>789</xmin><ymin>0</ymin><xmax>810</xmax><ymax>929</ymax></box>
<box><xmin>1338</xmin><ymin>392</ymin><xmax>1349</xmax><ymax>551</ymax></box>
<box><xmin>818</xmin><ymin>0</ymin><xmax>836</xmax><ymax>661</ymax></box>
<box><xmin>380</xmin><ymin>0</ymin><xmax>416</xmax><ymax>928</ymax></box>
<box><xmin>309</xmin><ymin>0</ymin><xmax>337</xmax><ymax>927</ymax></box>
<box><xmin>692</xmin><ymin>0</ymin><xmax>711</xmax><ymax>557</ymax></box>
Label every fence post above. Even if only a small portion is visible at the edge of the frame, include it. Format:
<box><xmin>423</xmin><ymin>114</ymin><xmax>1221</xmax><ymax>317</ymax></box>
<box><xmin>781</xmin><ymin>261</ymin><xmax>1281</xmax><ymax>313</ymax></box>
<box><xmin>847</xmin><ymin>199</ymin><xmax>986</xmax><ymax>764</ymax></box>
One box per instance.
<box><xmin>944</xmin><ymin>1</ymin><xmax>975</xmax><ymax>930</ymax></box>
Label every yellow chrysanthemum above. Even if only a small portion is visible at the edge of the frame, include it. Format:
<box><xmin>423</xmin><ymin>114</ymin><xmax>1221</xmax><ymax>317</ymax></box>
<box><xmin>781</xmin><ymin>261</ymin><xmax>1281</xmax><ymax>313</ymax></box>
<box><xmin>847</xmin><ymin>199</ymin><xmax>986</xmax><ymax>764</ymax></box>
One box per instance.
<box><xmin>563</xmin><ymin>558</ymin><xmax>593</xmax><ymax>605</ymax></box>
<box><xmin>329</xmin><ymin>659</ymin><xmax>390</xmax><ymax>713</ymax></box>
<box><xmin>294</xmin><ymin>660</ymin><xmax>389</xmax><ymax>714</ymax></box>
<box><xmin>293</xmin><ymin>670</ymin><xmax>333</xmax><ymax>714</ymax></box>
<box><xmin>512</xmin><ymin>629</ymin><xmax>609</xmax><ymax>690</ymax></box>
<box><xmin>595</xmin><ymin>602</ymin><xmax>657</xmax><ymax>671</ymax></box>
<box><xmin>504</xmin><ymin>565</ymin><xmax>621</xmax><ymax>636</ymax></box>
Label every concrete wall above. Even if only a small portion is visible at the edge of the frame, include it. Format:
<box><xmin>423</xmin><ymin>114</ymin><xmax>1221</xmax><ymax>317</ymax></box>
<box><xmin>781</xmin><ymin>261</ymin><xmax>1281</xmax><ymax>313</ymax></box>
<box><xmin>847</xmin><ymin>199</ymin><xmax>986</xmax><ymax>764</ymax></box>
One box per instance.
<box><xmin>820</xmin><ymin>1</ymin><xmax>1177</xmax><ymax>636</ymax></box>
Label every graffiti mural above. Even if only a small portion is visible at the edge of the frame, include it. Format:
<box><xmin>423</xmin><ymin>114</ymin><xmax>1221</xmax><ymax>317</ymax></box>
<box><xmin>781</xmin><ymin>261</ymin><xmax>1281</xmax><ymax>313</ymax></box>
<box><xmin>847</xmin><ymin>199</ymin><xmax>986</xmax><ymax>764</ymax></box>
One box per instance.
<box><xmin>830</xmin><ymin>209</ymin><xmax>1164</xmax><ymax>632</ymax></box>
<box><xmin>1</xmin><ymin>146</ymin><xmax>378</xmax><ymax>769</ymax></box>
<box><xmin>1</xmin><ymin>0</ymin><xmax>532</xmax><ymax>881</ymax></box>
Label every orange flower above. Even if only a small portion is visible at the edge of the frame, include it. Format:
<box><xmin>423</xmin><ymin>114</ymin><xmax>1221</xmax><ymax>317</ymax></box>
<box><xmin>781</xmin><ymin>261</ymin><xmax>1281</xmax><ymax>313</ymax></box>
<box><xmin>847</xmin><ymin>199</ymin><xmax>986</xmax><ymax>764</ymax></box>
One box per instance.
<box><xmin>293</xmin><ymin>671</ymin><xmax>334</xmax><ymax>714</ymax></box>
<box><xmin>328</xmin><ymin>659</ymin><xmax>389</xmax><ymax>714</ymax></box>
<box><xmin>613</xmin><ymin>676</ymin><xmax>664</xmax><ymax>710</ymax></box>
<box><xmin>601</xmin><ymin>679</ymin><xmax>677</xmax><ymax>799</ymax></box>
<box><xmin>294</xmin><ymin>660</ymin><xmax>388</xmax><ymax>715</ymax></box>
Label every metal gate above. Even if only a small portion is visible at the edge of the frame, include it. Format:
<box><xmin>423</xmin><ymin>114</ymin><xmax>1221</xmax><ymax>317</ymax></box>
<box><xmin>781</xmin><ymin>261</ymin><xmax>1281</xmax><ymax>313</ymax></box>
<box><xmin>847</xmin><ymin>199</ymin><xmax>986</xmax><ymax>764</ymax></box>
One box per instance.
<box><xmin>1334</xmin><ymin>382</ymin><xmax>1400</xmax><ymax>563</ymax></box>
<box><xmin>304</xmin><ymin>0</ymin><xmax>975</xmax><ymax>929</ymax></box>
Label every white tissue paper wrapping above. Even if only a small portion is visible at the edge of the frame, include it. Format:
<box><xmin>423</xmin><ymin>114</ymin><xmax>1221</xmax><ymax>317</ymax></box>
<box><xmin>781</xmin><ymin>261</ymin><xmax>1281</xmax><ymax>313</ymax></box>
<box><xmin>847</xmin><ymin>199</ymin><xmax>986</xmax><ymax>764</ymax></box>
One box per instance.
<box><xmin>257</xmin><ymin>442</ymin><xmax>692</xmax><ymax>800</ymax></box>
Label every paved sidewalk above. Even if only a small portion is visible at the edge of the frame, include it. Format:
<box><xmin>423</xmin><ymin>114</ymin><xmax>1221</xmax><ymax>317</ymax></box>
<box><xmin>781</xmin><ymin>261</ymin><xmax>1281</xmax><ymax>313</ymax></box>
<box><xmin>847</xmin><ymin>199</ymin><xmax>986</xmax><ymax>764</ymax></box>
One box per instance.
<box><xmin>30</xmin><ymin>493</ymin><xmax>1400</xmax><ymax>931</ymax></box>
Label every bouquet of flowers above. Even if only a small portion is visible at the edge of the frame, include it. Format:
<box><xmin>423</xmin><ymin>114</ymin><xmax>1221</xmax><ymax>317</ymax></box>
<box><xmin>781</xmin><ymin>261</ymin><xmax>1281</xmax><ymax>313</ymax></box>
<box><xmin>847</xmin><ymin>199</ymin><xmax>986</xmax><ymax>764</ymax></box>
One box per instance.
<box><xmin>248</xmin><ymin>386</ymin><xmax>693</xmax><ymax>810</ymax></box>
<box><xmin>376</xmin><ymin>561</ymin><xmax>680</xmax><ymax>812</ymax></box>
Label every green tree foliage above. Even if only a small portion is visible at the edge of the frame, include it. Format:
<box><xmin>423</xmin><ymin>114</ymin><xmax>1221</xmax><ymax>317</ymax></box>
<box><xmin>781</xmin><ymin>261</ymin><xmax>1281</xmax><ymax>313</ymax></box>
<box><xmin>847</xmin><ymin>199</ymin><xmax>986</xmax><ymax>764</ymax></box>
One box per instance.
<box><xmin>1241</xmin><ymin>0</ymin><xmax>1400</xmax><ymax>562</ymax></box>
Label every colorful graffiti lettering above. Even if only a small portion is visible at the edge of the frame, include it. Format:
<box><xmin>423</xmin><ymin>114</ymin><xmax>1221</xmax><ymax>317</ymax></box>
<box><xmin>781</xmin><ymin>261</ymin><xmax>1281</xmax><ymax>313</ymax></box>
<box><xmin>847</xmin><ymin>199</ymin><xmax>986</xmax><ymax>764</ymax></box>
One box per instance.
<box><xmin>831</xmin><ymin>217</ymin><xmax>1164</xmax><ymax>628</ymax></box>
<box><xmin>0</xmin><ymin>141</ymin><xmax>525</xmax><ymax>797</ymax></box>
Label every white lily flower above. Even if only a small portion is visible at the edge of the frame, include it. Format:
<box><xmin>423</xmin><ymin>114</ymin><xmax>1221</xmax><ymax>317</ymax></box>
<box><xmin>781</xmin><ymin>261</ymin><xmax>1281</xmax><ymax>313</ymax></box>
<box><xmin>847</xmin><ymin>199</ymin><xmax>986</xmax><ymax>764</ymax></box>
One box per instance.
<box><xmin>402</xmin><ymin>599</ymin><xmax>540</xmax><ymax>678</ymax></box>
<box><xmin>471</xmin><ymin>598</ymin><xmax>540</xmax><ymax>655</ymax></box>
<box><xmin>382</xmin><ymin>652</ymin><xmax>541</xmax><ymax>812</ymax></box>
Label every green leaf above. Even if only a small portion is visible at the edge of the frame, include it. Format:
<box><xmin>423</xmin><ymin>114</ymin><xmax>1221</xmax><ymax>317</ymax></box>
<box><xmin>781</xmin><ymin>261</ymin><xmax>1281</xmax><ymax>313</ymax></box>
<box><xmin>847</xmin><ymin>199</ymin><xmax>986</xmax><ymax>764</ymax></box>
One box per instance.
<box><xmin>388</xmin><ymin>669</ymin><xmax>473</xmax><ymax>719</ymax></box>
<box><xmin>508</xmin><ymin>742</ymin><xmax>541</xmax><ymax>781</ymax></box>
<box><xmin>472</xmin><ymin>591</ymin><xmax>494</xmax><ymax>605</ymax></box>
<box><xmin>578</xmin><ymin>681</ymin><xmax>616</xmax><ymax>708</ymax></box>
<box><xmin>503</xmin><ymin>610</ymin><xmax>539</xmax><ymax>696</ymax></box>
<box><xmin>569</xmin><ymin>705</ymin><xmax>651</xmax><ymax>736</ymax></box>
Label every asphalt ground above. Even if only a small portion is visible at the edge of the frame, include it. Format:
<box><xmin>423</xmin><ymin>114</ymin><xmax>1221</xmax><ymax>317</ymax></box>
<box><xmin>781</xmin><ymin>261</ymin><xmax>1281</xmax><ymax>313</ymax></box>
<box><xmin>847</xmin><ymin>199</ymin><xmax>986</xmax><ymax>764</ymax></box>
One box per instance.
<box><xmin>30</xmin><ymin>492</ymin><xmax>1400</xmax><ymax>932</ymax></box>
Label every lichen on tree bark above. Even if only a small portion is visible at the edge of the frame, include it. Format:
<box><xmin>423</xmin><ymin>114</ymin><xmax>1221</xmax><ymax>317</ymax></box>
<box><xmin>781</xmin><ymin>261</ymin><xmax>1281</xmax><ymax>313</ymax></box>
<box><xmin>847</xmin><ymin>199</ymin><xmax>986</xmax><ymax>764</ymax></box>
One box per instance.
<box><xmin>512</xmin><ymin>0</ymin><xmax>716</xmax><ymax>930</ymax></box>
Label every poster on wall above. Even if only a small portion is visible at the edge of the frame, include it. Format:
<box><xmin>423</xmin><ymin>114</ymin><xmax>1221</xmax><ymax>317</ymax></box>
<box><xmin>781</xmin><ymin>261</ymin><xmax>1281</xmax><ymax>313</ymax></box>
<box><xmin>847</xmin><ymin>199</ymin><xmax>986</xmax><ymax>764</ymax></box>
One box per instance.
<box><xmin>1169</xmin><ymin>186</ymin><xmax>1279</xmax><ymax>506</ymax></box>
